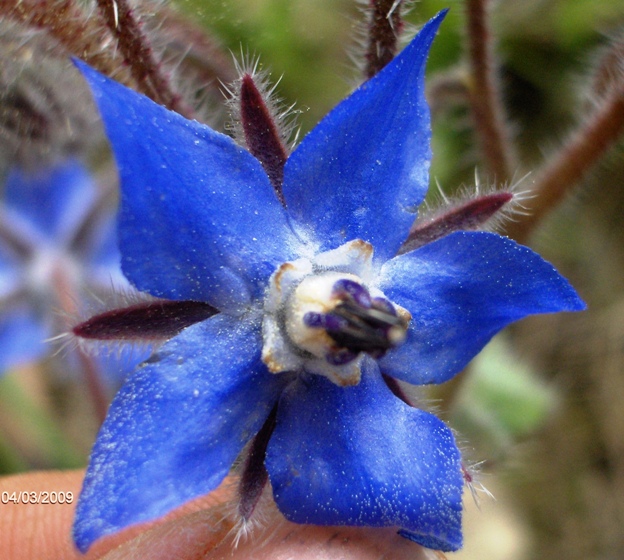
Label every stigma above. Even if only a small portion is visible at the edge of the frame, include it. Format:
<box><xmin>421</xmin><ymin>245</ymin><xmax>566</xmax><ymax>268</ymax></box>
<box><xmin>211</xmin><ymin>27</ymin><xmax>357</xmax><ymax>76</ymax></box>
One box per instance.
<box><xmin>261</xmin><ymin>240</ymin><xmax>410</xmax><ymax>386</ymax></box>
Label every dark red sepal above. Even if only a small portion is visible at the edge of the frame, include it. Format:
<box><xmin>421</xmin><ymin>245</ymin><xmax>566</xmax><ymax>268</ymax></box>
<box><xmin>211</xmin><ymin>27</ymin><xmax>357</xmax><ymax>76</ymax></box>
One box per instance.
<box><xmin>400</xmin><ymin>191</ymin><xmax>513</xmax><ymax>254</ymax></box>
<box><xmin>382</xmin><ymin>373</ymin><xmax>412</xmax><ymax>406</ymax></box>
<box><xmin>237</xmin><ymin>404</ymin><xmax>278</xmax><ymax>521</ymax></box>
<box><xmin>73</xmin><ymin>300</ymin><xmax>218</xmax><ymax>341</ymax></box>
<box><xmin>240</xmin><ymin>74</ymin><xmax>288</xmax><ymax>204</ymax></box>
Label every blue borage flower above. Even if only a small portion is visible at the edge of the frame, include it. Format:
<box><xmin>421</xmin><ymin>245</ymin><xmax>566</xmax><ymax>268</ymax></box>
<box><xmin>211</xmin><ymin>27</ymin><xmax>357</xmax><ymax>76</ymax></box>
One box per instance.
<box><xmin>0</xmin><ymin>159</ymin><xmax>136</xmax><ymax>380</ymax></box>
<box><xmin>72</xmin><ymin>12</ymin><xmax>584</xmax><ymax>553</ymax></box>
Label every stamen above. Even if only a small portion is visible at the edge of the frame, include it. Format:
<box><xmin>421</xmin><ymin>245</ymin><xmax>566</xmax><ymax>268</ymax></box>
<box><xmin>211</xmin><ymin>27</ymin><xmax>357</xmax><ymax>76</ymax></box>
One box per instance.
<box><xmin>371</xmin><ymin>296</ymin><xmax>397</xmax><ymax>315</ymax></box>
<box><xmin>332</xmin><ymin>278</ymin><xmax>372</xmax><ymax>308</ymax></box>
<box><xmin>303</xmin><ymin>312</ymin><xmax>347</xmax><ymax>332</ymax></box>
<box><xmin>305</xmin><ymin>280</ymin><xmax>407</xmax><ymax>360</ymax></box>
<box><xmin>261</xmin><ymin>241</ymin><xmax>410</xmax><ymax>385</ymax></box>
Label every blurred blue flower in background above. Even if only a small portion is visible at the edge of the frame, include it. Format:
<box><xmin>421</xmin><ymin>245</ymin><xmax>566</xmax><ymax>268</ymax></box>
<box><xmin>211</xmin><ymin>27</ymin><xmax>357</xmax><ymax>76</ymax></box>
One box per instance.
<box><xmin>72</xmin><ymin>12</ymin><xmax>584</xmax><ymax>554</ymax></box>
<box><xmin>0</xmin><ymin>158</ymin><xmax>136</xmax><ymax>382</ymax></box>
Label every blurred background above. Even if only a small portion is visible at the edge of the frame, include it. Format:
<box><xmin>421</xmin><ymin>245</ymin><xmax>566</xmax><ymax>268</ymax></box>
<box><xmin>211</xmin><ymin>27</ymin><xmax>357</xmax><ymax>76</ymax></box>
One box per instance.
<box><xmin>1</xmin><ymin>0</ymin><xmax>624</xmax><ymax>558</ymax></box>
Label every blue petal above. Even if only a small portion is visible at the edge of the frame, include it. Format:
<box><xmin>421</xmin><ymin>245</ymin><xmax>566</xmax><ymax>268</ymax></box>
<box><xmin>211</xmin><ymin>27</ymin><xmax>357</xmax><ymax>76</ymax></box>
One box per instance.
<box><xmin>0</xmin><ymin>304</ymin><xmax>49</xmax><ymax>373</ymax></box>
<box><xmin>282</xmin><ymin>12</ymin><xmax>445</xmax><ymax>261</ymax></box>
<box><xmin>4</xmin><ymin>159</ymin><xmax>97</xmax><ymax>245</ymax></box>
<box><xmin>377</xmin><ymin>231</ymin><xmax>586</xmax><ymax>385</ymax></box>
<box><xmin>74</xmin><ymin>60</ymin><xmax>301</xmax><ymax>312</ymax></box>
<box><xmin>266</xmin><ymin>357</ymin><xmax>463</xmax><ymax>552</ymax></box>
<box><xmin>73</xmin><ymin>314</ymin><xmax>287</xmax><ymax>552</ymax></box>
<box><xmin>399</xmin><ymin>527</ymin><xmax>461</xmax><ymax>552</ymax></box>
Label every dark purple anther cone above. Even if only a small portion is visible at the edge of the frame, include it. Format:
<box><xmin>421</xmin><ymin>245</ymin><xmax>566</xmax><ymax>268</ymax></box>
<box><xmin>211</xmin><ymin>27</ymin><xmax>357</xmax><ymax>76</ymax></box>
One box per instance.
<box><xmin>303</xmin><ymin>279</ymin><xmax>407</xmax><ymax>361</ymax></box>
<box><xmin>303</xmin><ymin>312</ymin><xmax>348</xmax><ymax>332</ymax></box>
<box><xmin>303</xmin><ymin>311</ymin><xmax>325</xmax><ymax>328</ymax></box>
<box><xmin>371</xmin><ymin>297</ymin><xmax>397</xmax><ymax>316</ymax></box>
<box><xmin>332</xmin><ymin>278</ymin><xmax>372</xmax><ymax>308</ymax></box>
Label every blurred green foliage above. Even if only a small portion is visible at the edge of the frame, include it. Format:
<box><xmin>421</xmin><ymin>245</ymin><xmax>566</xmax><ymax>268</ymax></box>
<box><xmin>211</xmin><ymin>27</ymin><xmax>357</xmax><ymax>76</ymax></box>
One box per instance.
<box><xmin>452</xmin><ymin>335</ymin><xmax>557</xmax><ymax>458</ymax></box>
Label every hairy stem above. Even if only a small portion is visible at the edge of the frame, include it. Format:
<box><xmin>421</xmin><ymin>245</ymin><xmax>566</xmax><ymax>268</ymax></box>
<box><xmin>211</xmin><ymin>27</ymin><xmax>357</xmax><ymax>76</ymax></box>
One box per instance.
<box><xmin>155</xmin><ymin>3</ymin><xmax>237</xmax><ymax>88</ymax></box>
<box><xmin>2</xmin><ymin>0</ymin><xmax>134</xmax><ymax>88</ymax></box>
<box><xmin>95</xmin><ymin>0</ymin><xmax>193</xmax><ymax>117</ymax></box>
<box><xmin>506</xmin><ymin>84</ymin><xmax>624</xmax><ymax>242</ymax></box>
<box><xmin>590</xmin><ymin>33</ymin><xmax>624</xmax><ymax>101</ymax></box>
<box><xmin>426</xmin><ymin>68</ymin><xmax>471</xmax><ymax>117</ymax></box>
<box><xmin>364</xmin><ymin>0</ymin><xmax>404</xmax><ymax>79</ymax></box>
<box><xmin>465</xmin><ymin>0</ymin><xmax>515</xmax><ymax>182</ymax></box>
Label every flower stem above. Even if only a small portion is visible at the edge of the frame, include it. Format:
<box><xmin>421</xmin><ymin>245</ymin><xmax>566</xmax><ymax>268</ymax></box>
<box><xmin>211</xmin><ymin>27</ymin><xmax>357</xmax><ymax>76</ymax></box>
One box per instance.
<box><xmin>364</xmin><ymin>0</ymin><xmax>404</xmax><ymax>79</ymax></box>
<box><xmin>590</xmin><ymin>33</ymin><xmax>624</xmax><ymax>101</ymax></box>
<box><xmin>94</xmin><ymin>0</ymin><xmax>193</xmax><ymax>118</ymax></box>
<box><xmin>506</xmin><ymin>83</ymin><xmax>624</xmax><ymax>243</ymax></box>
<box><xmin>1</xmin><ymin>0</ymin><xmax>134</xmax><ymax>88</ymax></box>
<box><xmin>154</xmin><ymin>3</ymin><xmax>237</xmax><ymax>88</ymax></box>
<box><xmin>465</xmin><ymin>0</ymin><xmax>515</xmax><ymax>182</ymax></box>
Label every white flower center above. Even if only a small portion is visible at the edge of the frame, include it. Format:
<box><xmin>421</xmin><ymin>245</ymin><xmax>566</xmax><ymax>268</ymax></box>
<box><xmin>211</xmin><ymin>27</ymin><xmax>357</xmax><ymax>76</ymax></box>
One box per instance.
<box><xmin>261</xmin><ymin>240</ymin><xmax>410</xmax><ymax>386</ymax></box>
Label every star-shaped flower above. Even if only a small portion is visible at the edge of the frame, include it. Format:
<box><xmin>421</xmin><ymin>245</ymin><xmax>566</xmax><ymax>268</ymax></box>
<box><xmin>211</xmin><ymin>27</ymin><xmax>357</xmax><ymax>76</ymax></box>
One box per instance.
<box><xmin>72</xmin><ymin>13</ymin><xmax>584</xmax><ymax>553</ymax></box>
<box><xmin>0</xmin><ymin>158</ymin><xmax>133</xmax><ymax>379</ymax></box>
